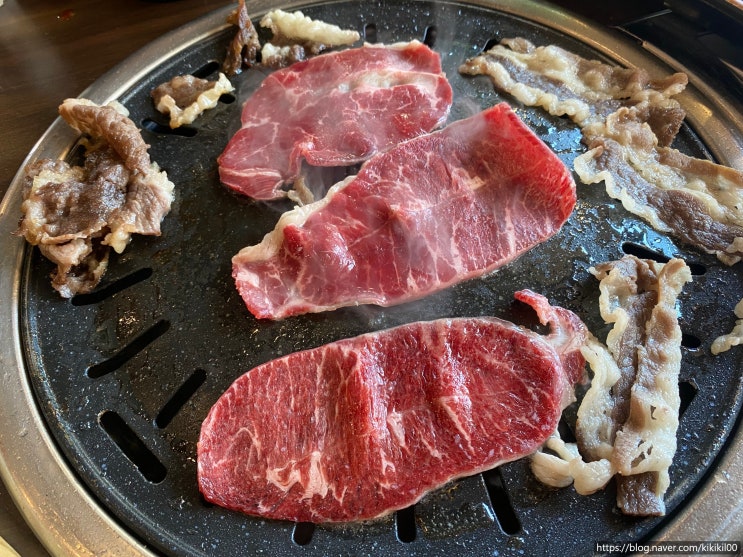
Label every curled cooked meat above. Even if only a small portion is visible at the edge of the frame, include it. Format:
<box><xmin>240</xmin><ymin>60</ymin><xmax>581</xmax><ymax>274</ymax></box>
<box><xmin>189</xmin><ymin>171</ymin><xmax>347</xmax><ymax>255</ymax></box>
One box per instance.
<box><xmin>59</xmin><ymin>99</ymin><xmax>150</xmax><ymax>175</ymax></box>
<box><xmin>151</xmin><ymin>72</ymin><xmax>234</xmax><ymax>128</ymax></box>
<box><xmin>531</xmin><ymin>255</ymin><xmax>692</xmax><ymax>517</ymax></box>
<box><xmin>17</xmin><ymin>99</ymin><xmax>174</xmax><ymax>298</ymax></box>
<box><xmin>257</xmin><ymin>9</ymin><xmax>360</xmax><ymax>69</ymax></box>
<box><xmin>589</xmin><ymin>256</ymin><xmax>691</xmax><ymax>516</ymax></box>
<box><xmin>260</xmin><ymin>43</ymin><xmax>307</xmax><ymax>69</ymax></box>
<box><xmin>222</xmin><ymin>0</ymin><xmax>260</xmax><ymax>75</ymax></box>
<box><xmin>19</xmin><ymin>148</ymin><xmax>128</xmax><ymax>245</ymax></box>
<box><xmin>459</xmin><ymin>37</ymin><xmax>687</xmax><ymax>144</ymax></box>
<box><xmin>575</xmin><ymin>106</ymin><xmax>743</xmax><ymax>265</ymax></box>
<box><xmin>259</xmin><ymin>9</ymin><xmax>360</xmax><ymax>55</ymax></box>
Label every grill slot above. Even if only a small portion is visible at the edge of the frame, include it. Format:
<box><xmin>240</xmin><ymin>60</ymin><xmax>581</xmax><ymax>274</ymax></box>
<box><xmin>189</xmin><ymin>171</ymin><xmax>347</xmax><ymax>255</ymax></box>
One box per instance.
<box><xmin>422</xmin><ymin>25</ymin><xmax>438</xmax><ymax>48</ymax></box>
<box><xmin>395</xmin><ymin>505</ymin><xmax>418</xmax><ymax>543</ymax></box>
<box><xmin>141</xmin><ymin>118</ymin><xmax>198</xmax><ymax>137</ymax></box>
<box><xmin>620</xmin><ymin>241</ymin><xmax>707</xmax><ymax>275</ymax></box>
<box><xmin>99</xmin><ymin>410</ymin><xmax>167</xmax><ymax>484</ymax></box>
<box><xmin>86</xmin><ymin>319</ymin><xmax>171</xmax><ymax>379</ymax></box>
<box><xmin>155</xmin><ymin>368</ymin><xmax>207</xmax><ymax>429</ymax></box>
<box><xmin>482</xmin><ymin>469</ymin><xmax>521</xmax><ymax>535</ymax></box>
<box><xmin>192</xmin><ymin>60</ymin><xmax>221</xmax><ymax>79</ymax></box>
<box><xmin>678</xmin><ymin>380</ymin><xmax>698</xmax><ymax>417</ymax></box>
<box><xmin>72</xmin><ymin>267</ymin><xmax>154</xmax><ymax>306</ymax></box>
<box><xmin>7</xmin><ymin>1</ymin><xmax>742</xmax><ymax>556</ymax></box>
<box><xmin>292</xmin><ymin>521</ymin><xmax>315</xmax><ymax>545</ymax></box>
<box><xmin>364</xmin><ymin>23</ymin><xmax>378</xmax><ymax>43</ymax></box>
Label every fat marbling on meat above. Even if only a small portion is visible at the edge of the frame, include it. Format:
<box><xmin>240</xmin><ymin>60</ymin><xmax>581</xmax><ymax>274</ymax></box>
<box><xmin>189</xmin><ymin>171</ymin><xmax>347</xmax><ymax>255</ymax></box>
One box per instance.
<box><xmin>232</xmin><ymin>103</ymin><xmax>577</xmax><ymax>320</ymax></box>
<box><xmin>218</xmin><ymin>40</ymin><xmax>453</xmax><ymax>200</ymax></box>
<box><xmin>198</xmin><ymin>290</ymin><xmax>588</xmax><ymax>523</ymax></box>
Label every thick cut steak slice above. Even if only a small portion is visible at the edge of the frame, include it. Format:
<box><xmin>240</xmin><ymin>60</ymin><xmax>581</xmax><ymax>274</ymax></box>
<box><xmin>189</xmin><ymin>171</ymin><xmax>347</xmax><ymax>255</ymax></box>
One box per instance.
<box><xmin>218</xmin><ymin>40</ymin><xmax>453</xmax><ymax>200</ymax></box>
<box><xmin>232</xmin><ymin>102</ymin><xmax>576</xmax><ymax>320</ymax></box>
<box><xmin>197</xmin><ymin>290</ymin><xmax>587</xmax><ymax>523</ymax></box>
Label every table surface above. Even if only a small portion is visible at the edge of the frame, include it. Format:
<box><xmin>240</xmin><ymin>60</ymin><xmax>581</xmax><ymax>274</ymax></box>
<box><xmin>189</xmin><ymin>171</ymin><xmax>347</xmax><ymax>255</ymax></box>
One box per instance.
<box><xmin>0</xmin><ymin>2</ymin><xmax>230</xmax><ymax>553</ymax></box>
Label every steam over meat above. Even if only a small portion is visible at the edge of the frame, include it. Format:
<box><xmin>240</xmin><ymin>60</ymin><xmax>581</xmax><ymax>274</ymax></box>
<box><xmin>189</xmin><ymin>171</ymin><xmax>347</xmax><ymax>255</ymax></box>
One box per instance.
<box><xmin>17</xmin><ymin>99</ymin><xmax>174</xmax><ymax>297</ymax></box>
<box><xmin>151</xmin><ymin>73</ymin><xmax>234</xmax><ymax>128</ymax></box>
<box><xmin>218</xmin><ymin>41</ymin><xmax>453</xmax><ymax>200</ymax></box>
<box><xmin>198</xmin><ymin>291</ymin><xmax>588</xmax><ymax>523</ymax></box>
<box><xmin>232</xmin><ymin>103</ymin><xmax>576</xmax><ymax>320</ymax></box>
<box><xmin>531</xmin><ymin>255</ymin><xmax>692</xmax><ymax>516</ymax></box>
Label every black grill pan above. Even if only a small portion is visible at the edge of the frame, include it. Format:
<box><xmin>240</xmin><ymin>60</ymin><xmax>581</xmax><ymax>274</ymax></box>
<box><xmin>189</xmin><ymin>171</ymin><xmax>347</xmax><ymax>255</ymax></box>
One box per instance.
<box><xmin>5</xmin><ymin>1</ymin><xmax>743</xmax><ymax>555</ymax></box>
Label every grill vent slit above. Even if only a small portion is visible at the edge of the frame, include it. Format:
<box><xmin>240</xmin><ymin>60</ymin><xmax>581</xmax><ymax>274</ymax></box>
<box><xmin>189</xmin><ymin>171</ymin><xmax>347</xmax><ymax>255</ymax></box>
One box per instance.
<box><xmin>141</xmin><ymin>118</ymin><xmax>198</xmax><ymax>137</ymax></box>
<box><xmin>71</xmin><ymin>267</ymin><xmax>153</xmax><ymax>306</ymax></box>
<box><xmin>155</xmin><ymin>368</ymin><xmax>207</xmax><ymax>429</ymax></box>
<box><xmin>291</xmin><ymin>522</ymin><xmax>315</xmax><ymax>545</ymax></box>
<box><xmin>422</xmin><ymin>25</ymin><xmax>437</xmax><ymax>47</ymax></box>
<box><xmin>620</xmin><ymin>242</ymin><xmax>706</xmax><ymax>275</ymax></box>
<box><xmin>99</xmin><ymin>410</ymin><xmax>167</xmax><ymax>483</ymax></box>
<box><xmin>87</xmin><ymin>319</ymin><xmax>170</xmax><ymax>378</ymax></box>
<box><xmin>482</xmin><ymin>469</ymin><xmax>521</xmax><ymax>535</ymax></box>
<box><xmin>395</xmin><ymin>505</ymin><xmax>417</xmax><ymax>542</ymax></box>
<box><xmin>480</xmin><ymin>37</ymin><xmax>500</xmax><ymax>54</ymax></box>
<box><xmin>557</xmin><ymin>416</ymin><xmax>577</xmax><ymax>443</ymax></box>
<box><xmin>681</xmin><ymin>332</ymin><xmax>702</xmax><ymax>350</ymax></box>
<box><xmin>192</xmin><ymin>60</ymin><xmax>221</xmax><ymax>78</ymax></box>
<box><xmin>679</xmin><ymin>380</ymin><xmax>698</xmax><ymax>417</ymax></box>
<box><xmin>364</xmin><ymin>23</ymin><xmax>377</xmax><ymax>43</ymax></box>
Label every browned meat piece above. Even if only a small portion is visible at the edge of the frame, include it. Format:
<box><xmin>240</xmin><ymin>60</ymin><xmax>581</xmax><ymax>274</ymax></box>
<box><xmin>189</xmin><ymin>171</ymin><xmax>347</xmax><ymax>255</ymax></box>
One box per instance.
<box><xmin>18</xmin><ymin>154</ymin><xmax>124</xmax><ymax>297</ymax></box>
<box><xmin>615</xmin><ymin>473</ymin><xmax>665</xmax><ymax>517</ymax></box>
<box><xmin>576</xmin><ymin>107</ymin><xmax>743</xmax><ymax>265</ymax></box>
<box><xmin>531</xmin><ymin>255</ymin><xmax>691</xmax><ymax>516</ymax></box>
<box><xmin>258</xmin><ymin>9</ymin><xmax>360</xmax><ymax>64</ymax></box>
<box><xmin>581</xmin><ymin>255</ymin><xmax>692</xmax><ymax>516</ymax></box>
<box><xmin>222</xmin><ymin>0</ymin><xmax>260</xmax><ymax>76</ymax></box>
<box><xmin>259</xmin><ymin>43</ymin><xmax>307</xmax><ymax>69</ymax></box>
<box><xmin>59</xmin><ymin>99</ymin><xmax>150</xmax><ymax>175</ymax></box>
<box><xmin>151</xmin><ymin>73</ymin><xmax>234</xmax><ymax>128</ymax></box>
<box><xmin>459</xmin><ymin>37</ymin><xmax>687</xmax><ymax>146</ymax></box>
<box><xmin>17</xmin><ymin>99</ymin><xmax>174</xmax><ymax>298</ymax></box>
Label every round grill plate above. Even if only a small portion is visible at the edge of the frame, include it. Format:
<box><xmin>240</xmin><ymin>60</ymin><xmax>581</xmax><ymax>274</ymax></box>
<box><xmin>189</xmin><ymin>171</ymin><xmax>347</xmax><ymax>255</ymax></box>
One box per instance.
<box><xmin>1</xmin><ymin>1</ymin><xmax>742</xmax><ymax>555</ymax></box>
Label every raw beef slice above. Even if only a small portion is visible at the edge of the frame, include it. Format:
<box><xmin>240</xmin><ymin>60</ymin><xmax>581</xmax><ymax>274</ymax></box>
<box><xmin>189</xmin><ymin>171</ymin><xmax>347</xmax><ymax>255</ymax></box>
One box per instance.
<box><xmin>232</xmin><ymin>102</ymin><xmax>577</xmax><ymax>319</ymax></box>
<box><xmin>218</xmin><ymin>40</ymin><xmax>453</xmax><ymax>199</ymax></box>
<box><xmin>198</xmin><ymin>290</ymin><xmax>588</xmax><ymax>523</ymax></box>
